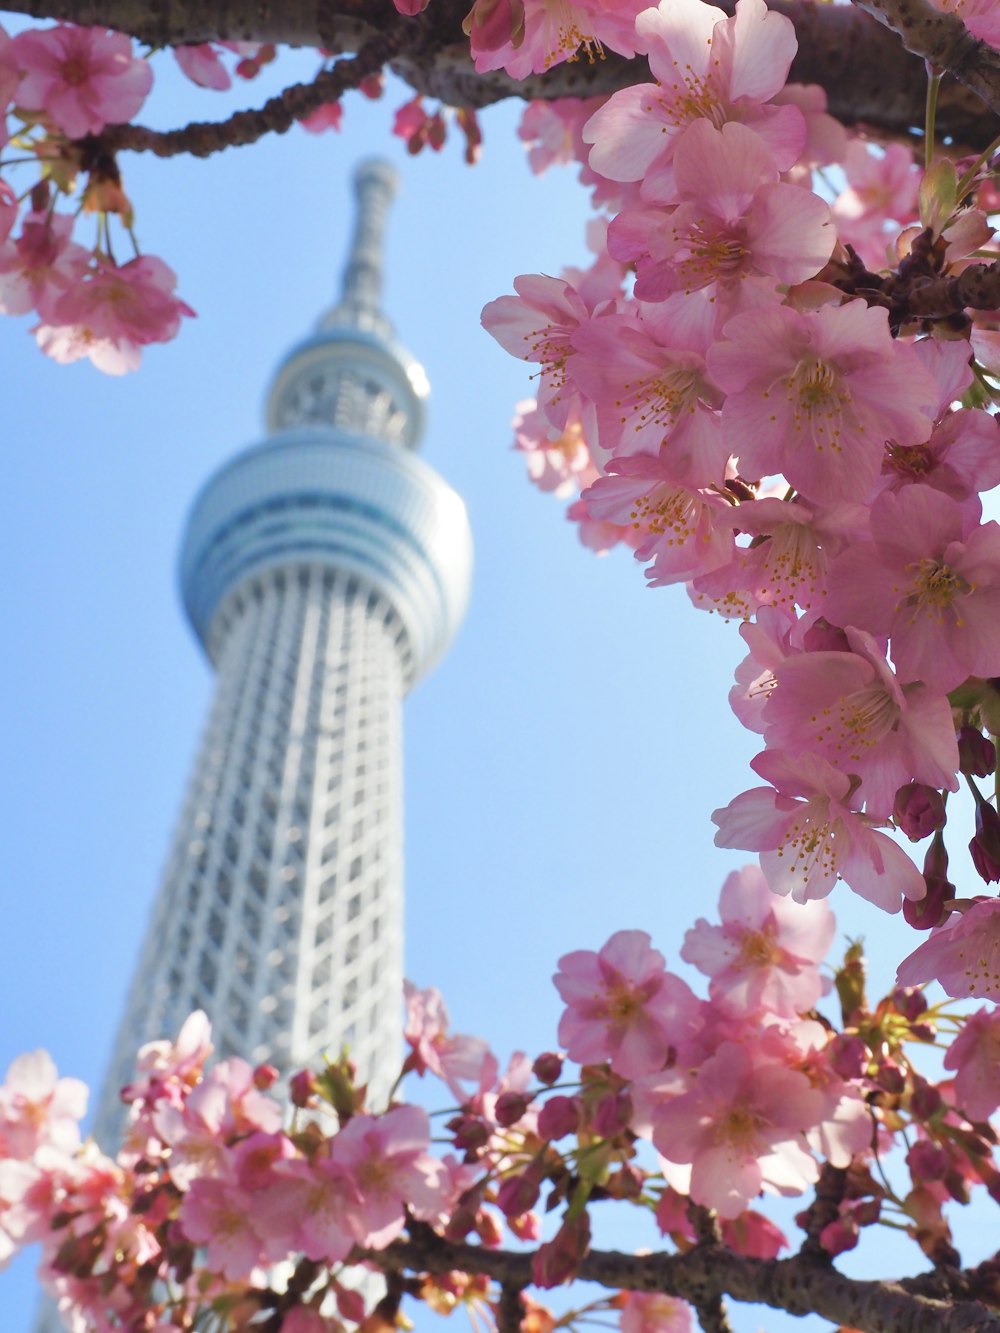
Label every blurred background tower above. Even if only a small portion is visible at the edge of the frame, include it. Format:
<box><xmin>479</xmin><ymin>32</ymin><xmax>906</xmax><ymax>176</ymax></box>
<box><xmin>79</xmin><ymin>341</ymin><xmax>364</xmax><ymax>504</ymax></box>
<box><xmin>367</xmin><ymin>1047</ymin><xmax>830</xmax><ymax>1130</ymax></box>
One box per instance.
<box><xmin>91</xmin><ymin>158</ymin><xmax>473</xmax><ymax>1146</ymax></box>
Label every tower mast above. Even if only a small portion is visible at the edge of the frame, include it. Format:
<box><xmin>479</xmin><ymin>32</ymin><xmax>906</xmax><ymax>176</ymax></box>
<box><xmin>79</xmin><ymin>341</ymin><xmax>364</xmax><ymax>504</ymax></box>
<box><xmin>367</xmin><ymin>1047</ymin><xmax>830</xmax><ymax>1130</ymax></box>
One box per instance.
<box><xmin>91</xmin><ymin>159</ymin><xmax>473</xmax><ymax>1146</ymax></box>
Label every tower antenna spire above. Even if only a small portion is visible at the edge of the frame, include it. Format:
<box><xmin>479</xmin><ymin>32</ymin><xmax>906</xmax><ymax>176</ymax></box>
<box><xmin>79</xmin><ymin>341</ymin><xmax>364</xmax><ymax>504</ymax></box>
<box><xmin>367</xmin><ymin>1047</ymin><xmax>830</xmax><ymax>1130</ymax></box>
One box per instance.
<box><xmin>319</xmin><ymin>158</ymin><xmax>399</xmax><ymax>337</ymax></box>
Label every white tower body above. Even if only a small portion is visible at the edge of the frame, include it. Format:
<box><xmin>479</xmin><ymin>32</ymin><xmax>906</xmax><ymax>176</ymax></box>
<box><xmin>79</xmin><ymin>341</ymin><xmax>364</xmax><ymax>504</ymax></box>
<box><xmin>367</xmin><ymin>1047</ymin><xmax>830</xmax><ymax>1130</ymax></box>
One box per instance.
<box><xmin>91</xmin><ymin>159</ymin><xmax>473</xmax><ymax>1147</ymax></box>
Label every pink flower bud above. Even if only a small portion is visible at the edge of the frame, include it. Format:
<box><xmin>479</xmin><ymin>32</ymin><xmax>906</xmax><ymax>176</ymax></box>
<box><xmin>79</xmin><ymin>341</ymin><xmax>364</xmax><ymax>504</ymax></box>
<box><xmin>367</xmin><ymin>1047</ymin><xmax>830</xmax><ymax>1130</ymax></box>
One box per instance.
<box><xmin>907</xmin><ymin>1140</ymin><xmax>948</xmax><ymax>1182</ymax></box>
<box><xmin>875</xmin><ymin>1060</ymin><xmax>905</xmax><ymax>1095</ymax></box>
<box><xmin>537</xmin><ymin>1095</ymin><xmax>579</xmax><ymax>1141</ymax></box>
<box><xmin>476</xmin><ymin>1210</ymin><xmax>504</xmax><ymax>1247</ymax></box>
<box><xmin>970</xmin><ymin>797</ymin><xmax>1000</xmax><ymax>883</ymax></box>
<box><xmin>903</xmin><ymin>875</ymin><xmax>951</xmax><ymax>930</ymax></box>
<box><xmin>592</xmin><ymin>1090</ymin><xmax>632</xmax><ymax>1138</ymax></box>
<box><xmin>451</xmin><ymin>1115</ymin><xmax>489</xmax><ymax>1154</ymax></box>
<box><xmin>252</xmin><ymin>1062</ymin><xmax>279</xmax><ymax>1090</ymax></box>
<box><xmin>508</xmin><ymin>1209</ymin><xmax>542</xmax><ymax>1241</ymax></box>
<box><xmin>910</xmin><ymin>1078</ymin><xmax>943</xmax><ymax>1121</ymax></box>
<box><xmin>819</xmin><ymin>1215</ymin><xmax>859</xmax><ymax>1257</ymax></box>
<box><xmin>959</xmin><ymin>725</ymin><xmax>996</xmax><ymax>778</ymax></box>
<box><xmin>893</xmin><ymin>783</ymin><xmax>946</xmax><ymax>841</ymax></box>
<box><xmin>496</xmin><ymin>1171</ymin><xmax>540</xmax><ymax>1218</ymax></box>
<box><xmin>532</xmin><ymin>1213</ymin><xmax>590</xmax><ymax>1288</ymax></box>
<box><xmin>828</xmin><ymin>1033</ymin><xmax>867</xmax><ymax>1080</ymax></box>
<box><xmin>532</xmin><ymin>1052</ymin><xmax>563</xmax><ymax>1085</ymax></box>
<box><xmin>892</xmin><ymin>986</ymin><xmax>928</xmax><ymax>1021</ymax></box>
<box><xmin>494</xmin><ymin>1091</ymin><xmax>530</xmax><ymax>1127</ymax></box>
<box><xmin>289</xmin><ymin>1070</ymin><xmax>316</xmax><ymax>1107</ymax></box>
<box><xmin>334</xmin><ymin>1282</ymin><xmax>368</xmax><ymax>1324</ymax></box>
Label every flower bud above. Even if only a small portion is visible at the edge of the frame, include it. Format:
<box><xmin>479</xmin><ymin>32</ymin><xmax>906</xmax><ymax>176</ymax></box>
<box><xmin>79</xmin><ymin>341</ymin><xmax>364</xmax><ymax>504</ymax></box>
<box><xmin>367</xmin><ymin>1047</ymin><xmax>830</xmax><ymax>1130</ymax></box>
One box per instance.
<box><xmin>892</xmin><ymin>783</ymin><xmax>946</xmax><ymax>841</ymax></box>
<box><xmin>476</xmin><ymin>1209</ymin><xmax>504</xmax><ymax>1247</ymax></box>
<box><xmin>532</xmin><ymin>1052</ymin><xmax>563</xmax><ymax>1085</ymax></box>
<box><xmin>892</xmin><ymin>986</ymin><xmax>928</xmax><ymax>1022</ymax></box>
<box><xmin>537</xmin><ymin>1095</ymin><xmax>579</xmax><ymax>1141</ymax></box>
<box><xmin>903</xmin><ymin>875</ymin><xmax>951</xmax><ymax>930</ymax></box>
<box><xmin>494</xmin><ymin>1091</ymin><xmax>530</xmax><ymax>1127</ymax></box>
<box><xmin>828</xmin><ymin>1033</ymin><xmax>867</xmax><ymax>1080</ymax></box>
<box><xmin>252</xmin><ymin>1062</ymin><xmax>279</xmax><ymax>1090</ymax></box>
<box><xmin>875</xmin><ymin>1060</ymin><xmax>905</xmax><ymax>1095</ymax></box>
<box><xmin>970</xmin><ymin>796</ymin><xmax>1000</xmax><ymax>883</ymax></box>
<box><xmin>508</xmin><ymin>1210</ymin><xmax>542</xmax><ymax>1241</ymax></box>
<box><xmin>288</xmin><ymin>1069</ymin><xmax>316</xmax><ymax>1107</ymax></box>
<box><xmin>496</xmin><ymin>1171</ymin><xmax>540</xmax><ymax>1218</ymax></box>
<box><xmin>959</xmin><ymin>725</ymin><xmax>996</xmax><ymax>778</ymax></box>
<box><xmin>452</xmin><ymin>1115</ymin><xmax>489</xmax><ymax>1154</ymax></box>
<box><xmin>907</xmin><ymin>1140</ymin><xmax>948</xmax><ymax>1182</ymax></box>
<box><xmin>910</xmin><ymin>1078</ymin><xmax>944</xmax><ymax>1121</ymax></box>
<box><xmin>592</xmin><ymin>1090</ymin><xmax>632</xmax><ymax>1138</ymax></box>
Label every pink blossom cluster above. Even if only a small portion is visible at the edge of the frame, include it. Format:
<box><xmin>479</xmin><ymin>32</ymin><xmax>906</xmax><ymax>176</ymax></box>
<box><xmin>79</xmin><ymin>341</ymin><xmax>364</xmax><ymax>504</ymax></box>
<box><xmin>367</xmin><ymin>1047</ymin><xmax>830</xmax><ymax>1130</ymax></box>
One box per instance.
<box><xmin>483</xmin><ymin>0</ymin><xmax>1000</xmax><ymax>987</ymax></box>
<box><xmin>7</xmin><ymin>874</ymin><xmax>1000</xmax><ymax>1327</ymax></box>
<box><xmin>0</xmin><ymin>21</ymin><xmax>198</xmax><ymax>370</ymax></box>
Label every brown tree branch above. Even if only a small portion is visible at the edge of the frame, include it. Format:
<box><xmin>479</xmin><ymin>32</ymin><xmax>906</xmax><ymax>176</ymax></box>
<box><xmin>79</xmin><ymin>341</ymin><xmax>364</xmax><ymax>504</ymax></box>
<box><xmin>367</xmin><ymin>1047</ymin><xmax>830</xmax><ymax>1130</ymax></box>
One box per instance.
<box><xmin>96</xmin><ymin>31</ymin><xmax>405</xmax><ymax>158</ymax></box>
<box><xmin>853</xmin><ymin>0</ymin><xmax>1000</xmax><ymax>118</ymax></box>
<box><xmin>365</xmin><ymin>1230</ymin><xmax>1000</xmax><ymax>1333</ymax></box>
<box><xmin>3</xmin><ymin>0</ymin><xmax>1000</xmax><ymax>150</ymax></box>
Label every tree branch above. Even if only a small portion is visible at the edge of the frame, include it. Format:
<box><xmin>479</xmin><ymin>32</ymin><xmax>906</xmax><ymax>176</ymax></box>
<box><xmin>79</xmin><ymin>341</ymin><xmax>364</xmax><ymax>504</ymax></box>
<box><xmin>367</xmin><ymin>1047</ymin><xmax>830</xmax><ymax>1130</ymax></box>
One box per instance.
<box><xmin>3</xmin><ymin>0</ymin><xmax>1000</xmax><ymax>150</ymax></box>
<box><xmin>853</xmin><ymin>0</ymin><xmax>1000</xmax><ymax>118</ymax></box>
<box><xmin>96</xmin><ymin>31</ymin><xmax>405</xmax><ymax>158</ymax></box>
<box><xmin>366</xmin><ymin>1231</ymin><xmax>1000</xmax><ymax>1333</ymax></box>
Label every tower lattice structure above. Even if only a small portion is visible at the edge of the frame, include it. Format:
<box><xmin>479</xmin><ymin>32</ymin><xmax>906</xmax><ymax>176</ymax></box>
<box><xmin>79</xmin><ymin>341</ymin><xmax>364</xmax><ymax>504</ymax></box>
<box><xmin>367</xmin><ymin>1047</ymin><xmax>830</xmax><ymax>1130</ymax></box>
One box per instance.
<box><xmin>91</xmin><ymin>159</ymin><xmax>473</xmax><ymax>1148</ymax></box>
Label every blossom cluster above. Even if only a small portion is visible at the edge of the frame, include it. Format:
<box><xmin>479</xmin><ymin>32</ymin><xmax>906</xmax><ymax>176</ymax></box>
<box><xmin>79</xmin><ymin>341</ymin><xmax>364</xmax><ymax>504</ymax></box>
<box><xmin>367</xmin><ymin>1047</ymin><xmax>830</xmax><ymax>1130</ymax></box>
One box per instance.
<box><xmin>5</xmin><ymin>872</ymin><xmax>1000</xmax><ymax>1330</ymax></box>
<box><xmin>481</xmin><ymin>0</ymin><xmax>1000</xmax><ymax>997</ymax></box>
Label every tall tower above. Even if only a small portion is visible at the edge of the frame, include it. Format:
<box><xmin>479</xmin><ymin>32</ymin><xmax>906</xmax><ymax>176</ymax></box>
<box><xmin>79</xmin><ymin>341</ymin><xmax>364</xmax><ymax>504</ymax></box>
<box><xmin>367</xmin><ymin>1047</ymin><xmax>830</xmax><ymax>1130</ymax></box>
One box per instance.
<box><xmin>92</xmin><ymin>159</ymin><xmax>473</xmax><ymax>1144</ymax></box>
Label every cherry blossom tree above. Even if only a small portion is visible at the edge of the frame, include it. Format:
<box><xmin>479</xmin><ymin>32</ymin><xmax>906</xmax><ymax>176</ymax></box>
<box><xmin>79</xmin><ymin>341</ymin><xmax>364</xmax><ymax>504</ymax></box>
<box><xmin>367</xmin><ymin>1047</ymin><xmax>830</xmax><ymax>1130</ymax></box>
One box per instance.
<box><xmin>7</xmin><ymin>1</ymin><xmax>1000</xmax><ymax>1331</ymax></box>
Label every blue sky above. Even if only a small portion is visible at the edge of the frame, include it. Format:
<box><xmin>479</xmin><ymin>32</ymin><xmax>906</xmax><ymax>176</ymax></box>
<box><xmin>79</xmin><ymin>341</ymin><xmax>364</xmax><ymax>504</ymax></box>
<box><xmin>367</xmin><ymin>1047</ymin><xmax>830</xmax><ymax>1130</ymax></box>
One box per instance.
<box><xmin>0</xmin><ymin>27</ymin><xmax>977</xmax><ymax>1332</ymax></box>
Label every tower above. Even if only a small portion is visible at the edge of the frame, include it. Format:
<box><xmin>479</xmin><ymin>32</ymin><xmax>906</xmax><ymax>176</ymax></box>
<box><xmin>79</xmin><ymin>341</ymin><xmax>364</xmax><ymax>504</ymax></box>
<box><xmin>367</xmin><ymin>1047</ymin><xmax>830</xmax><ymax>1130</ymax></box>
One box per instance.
<box><xmin>91</xmin><ymin>159</ymin><xmax>473</xmax><ymax>1145</ymax></box>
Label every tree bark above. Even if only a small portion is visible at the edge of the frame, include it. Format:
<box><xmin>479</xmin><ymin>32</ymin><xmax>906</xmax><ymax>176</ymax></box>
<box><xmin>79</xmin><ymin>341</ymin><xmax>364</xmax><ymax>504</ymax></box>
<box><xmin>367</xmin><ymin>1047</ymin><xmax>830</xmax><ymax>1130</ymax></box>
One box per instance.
<box><xmin>3</xmin><ymin>0</ymin><xmax>999</xmax><ymax>150</ymax></box>
<box><xmin>368</xmin><ymin>1231</ymin><xmax>1000</xmax><ymax>1333</ymax></box>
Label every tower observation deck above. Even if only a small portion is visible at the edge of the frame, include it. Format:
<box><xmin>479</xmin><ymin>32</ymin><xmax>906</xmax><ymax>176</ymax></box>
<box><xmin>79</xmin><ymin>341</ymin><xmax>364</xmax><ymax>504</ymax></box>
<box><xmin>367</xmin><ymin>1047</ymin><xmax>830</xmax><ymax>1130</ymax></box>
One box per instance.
<box><xmin>92</xmin><ymin>159</ymin><xmax>473</xmax><ymax>1145</ymax></box>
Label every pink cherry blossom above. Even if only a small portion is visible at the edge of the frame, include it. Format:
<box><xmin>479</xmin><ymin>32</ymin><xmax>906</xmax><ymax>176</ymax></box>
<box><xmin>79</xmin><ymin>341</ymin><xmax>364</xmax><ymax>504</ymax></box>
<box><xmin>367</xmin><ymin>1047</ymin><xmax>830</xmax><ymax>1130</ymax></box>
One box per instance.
<box><xmin>178</xmin><ymin>1177</ymin><xmax>268</xmax><ymax>1280</ymax></box>
<box><xmin>652</xmin><ymin>1040</ymin><xmax>824</xmax><ymax>1218</ymax></box>
<box><xmin>12</xmin><ymin>24</ymin><xmax>153</xmax><ymax>139</ymax></box>
<box><xmin>0</xmin><ymin>210</ymin><xmax>90</xmax><ymax>318</ymax></box>
<box><xmin>943</xmin><ymin>1008</ymin><xmax>1000</xmax><ymax>1121</ymax></box>
<box><xmin>823</xmin><ymin>486</ymin><xmax>1000</xmax><ymax>691</ymax></box>
<box><xmin>35</xmin><ymin>254</ymin><xmax>194</xmax><ymax>374</ymax></box>
<box><xmin>254</xmin><ymin>1155</ymin><xmax>359</xmax><ymax>1264</ymax></box>
<box><xmin>0</xmin><ymin>23</ymin><xmax>18</xmax><ymax>117</ymax></box>
<box><xmin>584</xmin><ymin>0</ymin><xmax>804</xmax><ymax>201</ymax></box>
<box><xmin>481</xmin><ymin>272</ymin><xmax>608</xmax><ymax>428</ymax></box>
<box><xmin>690</xmin><ymin>497</ymin><xmax>866</xmax><ymax>618</ymax></box>
<box><xmin>514</xmin><ymin>400</ymin><xmax>599</xmax><ymax>497</ymax></box>
<box><xmin>404</xmin><ymin>980</ymin><xmax>494</xmax><ymax>1101</ymax></box>
<box><xmin>581</xmin><ymin>454</ymin><xmax>734</xmax><ymax>586</ymax></box>
<box><xmin>708</xmin><ymin>301</ymin><xmax>937</xmax><ymax>503</ymax></box>
<box><xmin>897</xmin><ymin>898</ymin><xmax>1000</xmax><ymax>1003</ymax></box>
<box><xmin>471</xmin><ymin>0</ymin><xmax>645</xmax><ymax>80</ymax></box>
<box><xmin>554</xmin><ymin>930</ymin><xmax>701</xmax><ymax>1078</ymax></box>
<box><xmin>0</xmin><ymin>1050</ymin><xmax>86</xmax><ymax>1159</ymax></box>
<box><xmin>762</xmin><ymin>626</ymin><xmax>960</xmax><ymax>817</ymax></box>
<box><xmin>570</xmin><ymin>298</ymin><xmax>727</xmax><ymax>483</ymax></box>
<box><xmin>173</xmin><ymin>44</ymin><xmax>232</xmax><ymax>91</ymax></box>
<box><xmin>608</xmin><ymin>120</ymin><xmax>833</xmax><ymax>311</ymax></box>
<box><xmin>300</xmin><ymin>100</ymin><xmax>344</xmax><ymax>134</ymax></box>
<box><xmin>620</xmin><ymin>1290</ymin><xmax>694</xmax><ymax>1333</ymax></box>
<box><xmin>681</xmin><ymin>864</ymin><xmax>834</xmax><ymax>1018</ymax></box>
<box><xmin>567</xmin><ymin>495</ymin><xmax>641</xmax><ymax>555</ymax></box>
<box><xmin>832</xmin><ymin>141</ymin><xmax>920</xmax><ymax>269</ymax></box>
<box><xmin>712</xmin><ymin>748</ymin><xmax>927</xmax><ymax>909</ymax></box>
<box><xmin>332</xmin><ymin>1105</ymin><xmax>444</xmax><ymax>1246</ymax></box>
<box><xmin>122</xmin><ymin>1009</ymin><xmax>213</xmax><ymax>1110</ymax></box>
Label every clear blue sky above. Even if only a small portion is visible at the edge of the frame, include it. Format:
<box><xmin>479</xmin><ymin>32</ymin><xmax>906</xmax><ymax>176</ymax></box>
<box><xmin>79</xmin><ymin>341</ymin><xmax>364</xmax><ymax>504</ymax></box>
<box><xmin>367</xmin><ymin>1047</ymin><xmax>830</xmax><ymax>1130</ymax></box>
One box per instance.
<box><xmin>0</xmin><ymin>25</ymin><xmax>978</xmax><ymax>1331</ymax></box>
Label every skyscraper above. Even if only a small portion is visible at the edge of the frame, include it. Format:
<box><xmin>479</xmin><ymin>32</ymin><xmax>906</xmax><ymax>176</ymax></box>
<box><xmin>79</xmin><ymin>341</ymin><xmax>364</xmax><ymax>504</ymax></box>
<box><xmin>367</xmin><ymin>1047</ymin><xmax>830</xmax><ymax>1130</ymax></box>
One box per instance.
<box><xmin>91</xmin><ymin>158</ymin><xmax>473</xmax><ymax>1145</ymax></box>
